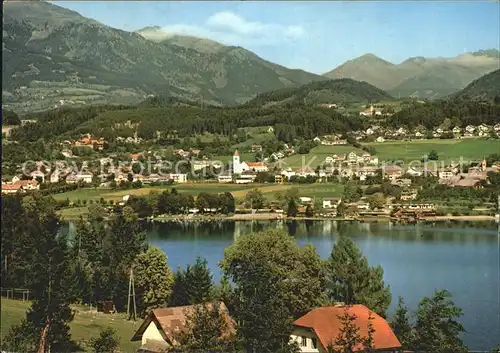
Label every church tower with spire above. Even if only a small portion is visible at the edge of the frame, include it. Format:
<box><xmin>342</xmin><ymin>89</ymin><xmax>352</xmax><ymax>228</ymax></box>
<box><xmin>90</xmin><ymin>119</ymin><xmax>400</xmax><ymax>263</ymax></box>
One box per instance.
<box><xmin>233</xmin><ymin>150</ymin><xmax>241</xmax><ymax>174</ymax></box>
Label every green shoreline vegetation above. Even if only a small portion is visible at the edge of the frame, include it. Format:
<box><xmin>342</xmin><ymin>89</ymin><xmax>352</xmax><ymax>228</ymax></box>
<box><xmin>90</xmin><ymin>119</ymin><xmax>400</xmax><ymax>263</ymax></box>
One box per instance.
<box><xmin>2</xmin><ymin>194</ymin><xmax>479</xmax><ymax>352</ymax></box>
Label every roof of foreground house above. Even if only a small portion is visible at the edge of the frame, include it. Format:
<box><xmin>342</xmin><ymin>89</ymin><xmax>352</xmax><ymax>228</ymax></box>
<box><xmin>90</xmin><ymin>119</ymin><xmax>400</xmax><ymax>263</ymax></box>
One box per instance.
<box><xmin>293</xmin><ymin>304</ymin><xmax>401</xmax><ymax>351</ymax></box>
<box><xmin>131</xmin><ymin>302</ymin><xmax>234</xmax><ymax>344</ymax></box>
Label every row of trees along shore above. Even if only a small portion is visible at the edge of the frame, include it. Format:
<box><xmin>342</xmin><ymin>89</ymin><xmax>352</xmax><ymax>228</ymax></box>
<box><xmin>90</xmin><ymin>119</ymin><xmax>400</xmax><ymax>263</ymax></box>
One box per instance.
<box><xmin>2</xmin><ymin>195</ymin><xmax>499</xmax><ymax>352</ymax></box>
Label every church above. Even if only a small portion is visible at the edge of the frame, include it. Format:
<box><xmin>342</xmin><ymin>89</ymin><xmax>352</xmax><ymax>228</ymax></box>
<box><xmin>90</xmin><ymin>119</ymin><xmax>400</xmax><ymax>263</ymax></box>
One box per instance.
<box><xmin>232</xmin><ymin>150</ymin><xmax>249</xmax><ymax>174</ymax></box>
<box><xmin>232</xmin><ymin>150</ymin><xmax>269</xmax><ymax>174</ymax></box>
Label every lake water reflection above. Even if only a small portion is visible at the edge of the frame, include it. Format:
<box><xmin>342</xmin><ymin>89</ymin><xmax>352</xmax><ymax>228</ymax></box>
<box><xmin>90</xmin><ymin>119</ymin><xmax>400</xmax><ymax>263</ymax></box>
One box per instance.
<box><xmin>64</xmin><ymin>219</ymin><xmax>500</xmax><ymax>350</ymax></box>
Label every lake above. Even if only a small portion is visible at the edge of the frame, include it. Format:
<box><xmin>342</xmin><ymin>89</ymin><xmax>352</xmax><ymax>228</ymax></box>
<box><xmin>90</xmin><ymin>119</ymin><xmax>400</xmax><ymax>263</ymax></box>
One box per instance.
<box><xmin>67</xmin><ymin>219</ymin><xmax>500</xmax><ymax>350</ymax></box>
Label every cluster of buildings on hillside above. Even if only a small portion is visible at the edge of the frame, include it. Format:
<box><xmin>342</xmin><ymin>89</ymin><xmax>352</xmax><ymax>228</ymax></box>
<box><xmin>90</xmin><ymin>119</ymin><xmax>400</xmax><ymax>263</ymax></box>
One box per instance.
<box><xmin>315</xmin><ymin>123</ymin><xmax>500</xmax><ymax>144</ymax></box>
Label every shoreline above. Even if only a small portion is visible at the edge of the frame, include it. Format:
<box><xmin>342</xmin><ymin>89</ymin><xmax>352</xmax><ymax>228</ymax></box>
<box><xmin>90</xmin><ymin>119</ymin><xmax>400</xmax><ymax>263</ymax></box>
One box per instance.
<box><xmin>59</xmin><ymin>211</ymin><xmax>496</xmax><ymax>223</ymax></box>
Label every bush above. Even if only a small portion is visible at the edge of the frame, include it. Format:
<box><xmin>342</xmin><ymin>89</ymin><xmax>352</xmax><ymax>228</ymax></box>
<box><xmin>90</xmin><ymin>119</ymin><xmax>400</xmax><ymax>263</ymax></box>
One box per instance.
<box><xmin>90</xmin><ymin>327</ymin><xmax>119</xmax><ymax>353</ymax></box>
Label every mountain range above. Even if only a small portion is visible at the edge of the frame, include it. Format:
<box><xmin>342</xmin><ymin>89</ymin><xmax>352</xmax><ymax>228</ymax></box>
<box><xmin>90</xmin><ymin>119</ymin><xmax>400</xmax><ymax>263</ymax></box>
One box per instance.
<box><xmin>2</xmin><ymin>0</ymin><xmax>499</xmax><ymax>113</ymax></box>
<box><xmin>453</xmin><ymin>69</ymin><xmax>500</xmax><ymax>101</ymax></box>
<box><xmin>324</xmin><ymin>51</ymin><xmax>499</xmax><ymax>99</ymax></box>
<box><xmin>2</xmin><ymin>1</ymin><xmax>324</xmax><ymax>113</ymax></box>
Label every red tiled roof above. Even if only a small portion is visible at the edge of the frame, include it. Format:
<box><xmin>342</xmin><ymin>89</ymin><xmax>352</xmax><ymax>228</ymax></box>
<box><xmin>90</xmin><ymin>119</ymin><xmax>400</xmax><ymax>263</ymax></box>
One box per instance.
<box><xmin>17</xmin><ymin>180</ymin><xmax>38</xmax><ymax>186</ymax></box>
<box><xmin>293</xmin><ymin>305</ymin><xmax>401</xmax><ymax>351</ymax></box>
<box><xmin>233</xmin><ymin>150</ymin><xmax>239</xmax><ymax>156</ymax></box>
<box><xmin>246</xmin><ymin>162</ymin><xmax>265</xmax><ymax>167</ymax></box>
<box><xmin>2</xmin><ymin>183</ymin><xmax>21</xmax><ymax>190</ymax></box>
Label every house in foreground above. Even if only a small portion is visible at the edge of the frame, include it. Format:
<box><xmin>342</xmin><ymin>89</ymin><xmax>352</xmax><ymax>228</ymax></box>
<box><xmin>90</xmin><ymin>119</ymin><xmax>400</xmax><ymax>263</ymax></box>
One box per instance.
<box><xmin>291</xmin><ymin>304</ymin><xmax>402</xmax><ymax>352</ymax></box>
<box><xmin>131</xmin><ymin>302</ymin><xmax>234</xmax><ymax>353</ymax></box>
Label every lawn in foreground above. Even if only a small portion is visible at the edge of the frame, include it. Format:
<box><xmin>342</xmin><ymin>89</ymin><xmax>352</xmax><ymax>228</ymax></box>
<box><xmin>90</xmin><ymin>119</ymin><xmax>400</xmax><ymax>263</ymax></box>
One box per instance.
<box><xmin>0</xmin><ymin>298</ymin><xmax>141</xmax><ymax>353</ymax></box>
<box><xmin>364</xmin><ymin>138</ymin><xmax>500</xmax><ymax>162</ymax></box>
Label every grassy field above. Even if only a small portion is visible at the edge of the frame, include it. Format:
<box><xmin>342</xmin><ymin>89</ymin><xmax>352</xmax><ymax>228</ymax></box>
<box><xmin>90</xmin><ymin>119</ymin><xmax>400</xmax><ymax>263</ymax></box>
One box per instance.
<box><xmin>212</xmin><ymin>152</ymin><xmax>256</xmax><ymax>163</ymax></box>
<box><xmin>231</xmin><ymin>132</ymin><xmax>275</xmax><ymax>150</ymax></box>
<box><xmin>364</xmin><ymin>138</ymin><xmax>500</xmax><ymax>162</ymax></box>
<box><xmin>280</xmin><ymin>145</ymin><xmax>365</xmax><ymax>168</ymax></box>
<box><xmin>0</xmin><ymin>298</ymin><xmax>141</xmax><ymax>353</ymax></box>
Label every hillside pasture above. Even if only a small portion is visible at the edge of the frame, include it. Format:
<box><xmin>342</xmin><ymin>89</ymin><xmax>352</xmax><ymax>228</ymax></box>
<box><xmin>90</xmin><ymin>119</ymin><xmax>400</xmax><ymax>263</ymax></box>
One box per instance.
<box><xmin>364</xmin><ymin>138</ymin><xmax>500</xmax><ymax>163</ymax></box>
<box><xmin>0</xmin><ymin>298</ymin><xmax>140</xmax><ymax>353</ymax></box>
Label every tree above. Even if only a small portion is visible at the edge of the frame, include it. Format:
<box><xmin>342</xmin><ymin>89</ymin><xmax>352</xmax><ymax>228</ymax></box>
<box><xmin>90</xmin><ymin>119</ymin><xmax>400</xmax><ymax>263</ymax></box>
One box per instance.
<box><xmin>220</xmin><ymin>229</ymin><xmax>325</xmax><ymax>352</ymax></box>
<box><xmin>305</xmin><ymin>204</ymin><xmax>314</xmax><ymax>217</ymax></box>
<box><xmin>325</xmin><ymin>236</ymin><xmax>391</xmax><ymax>317</ymax></box>
<box><xmin>3</xmin><ymin>195</ymin><xmax>76</xmax><ymax>353</ymax></box>
<box><xmin>220</xmin><ymin>192</ymin><xmax>235</xmax><ymax>214</ymax></box>
<box><xmin>245</xmin><ymin>188</ymin><xmax>265</xmax><ymax>210</ymax></box>
<box><xmin>287</xmin><ymin>198</ymin><xmax>298</xmax><ymax>217</ymax></box>
<box><xmin>184</xmin><ymin>256</ymin><xmax>214</xmax><ymax>304</ymax></box>
<box><xmin>336</xmin><ymin>202</ymin><xmax>347</xmax><ymax>217</ymax></box>
<box><xmin>170</xmin><ymin>256</ymin><xmax>214</xmax><ymax>306</ymax></box>
<box><xmin>428</xmin><ymin>150</ymin><xmax>439</xmax><ymax>161</ymax></box>
<box><xmin>390</xmin><ymin>297</ymin><xmax>413</xmax><ymax>349</ymax></box>
<box><xmin>2</xmin><ymin>108</ymin><xmax>21</xmax><ymax>125</ymax></box>
<box><xmin>132</xmin><ymin>247</ymin><xmax>174</xmax><ymax>316</ymax></box>
<box><xmin>170</xmin><ymin>301</ymin><xmax>241</xmax><ymax>353</ymax></box>
<box><xmin>90</xmin><ymin>327</ymin><xmax>120</xmax><ymax>353</ymax></box>
<box><xmin>327</xmin><ymin>308</ymin><xmax>375</xmax><ymax>353</ymax></box>
<box><xmin>412</xmin><ymin>289</ymin><xmax>467</xmax><ymax>353</ymax></box>
<box><xmin>342</xmin><ymin>182</ymin><xmax>363</xmax><ymax>203</ymax></box>
<box><xmin>368</xmin><ymin>193</ymin><xmax>385</xmax><ymax>210</ymax></box>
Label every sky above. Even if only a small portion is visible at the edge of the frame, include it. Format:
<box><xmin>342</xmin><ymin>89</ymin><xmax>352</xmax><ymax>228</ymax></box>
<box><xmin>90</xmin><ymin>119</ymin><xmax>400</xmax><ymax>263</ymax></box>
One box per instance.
<box><xmin>52</xmin><ymin>1</ymin><xmax>500</xmax><ymax>74</ymax></box>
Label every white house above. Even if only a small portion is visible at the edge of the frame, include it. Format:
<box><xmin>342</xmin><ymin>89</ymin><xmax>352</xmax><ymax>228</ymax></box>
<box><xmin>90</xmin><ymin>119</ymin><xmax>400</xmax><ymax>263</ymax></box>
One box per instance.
<box><xmin>494</xmin><ymin>123</ymin><xmax>500</xmax><ymax>132</ymax></box>
<box><xmin>299</xmin><ymin>196</ymin><xmax>313</xmax><ymax>204</ymax></box>
<box><xmin>167</xmin><ymin>173</ymin><xmax>188</xmax><ymax>183</ymax></box>
<box><xmin>296</xmin><ymin>168</ymin><xmax>316</xmax><ymax>178</ymax></box>
<box><xmin>246</xmin><ymin>162</ymin><xmax>268</xmax><ymax>173</ymax></box>
<box><xmin>452</xmin><ymin>126</ymin><xmax>461</xmax><ymax>134</ymax></box>
<box><xmin>218</xmin><ymin>174</ymin><xmax>233</xmax><ymax>183</ymax></box>
<box><xmin>324</xmin><ymin>156</ymin><xmax>334</xmax><ymax>164</ymax></box>
<box><xmin>376</xmin><ymin>136</ymin><xmax>385</xmax><ymax>143</ymax></box>
<box><xmin>132</xmin><ymin>303</ymin><xmax>234</xmax><ymax>352</ymax></box>
<box><xmin>478</xmin><ymin>124</ymin><xmax>489</xmax><ymax>132</ymax></box>
<box><xmin>50</xmin><ymin>172</ymin><xmax>61</xmax><ymax>183</ymax></box>
<box><xmin>407</xmin><ymin>167</ymin><xmax>423</xmax><ymax>177</ymax></box>
<box><xmin>291</xmin><ymin>305</ymin><xmax>402</xmax><ymax>353</ymax></box>
<box><xmin>76</xmin><ymin>172</ymin><xmax>93</xmax><ymax>183</ymax></box>
<box><xmin>415</xmin><ymin>131</ymin><xmax>424</xmax><ymax>138</ymax></box>
<box><xmin>465</xmin><ymin>125</ymin><xmax>475</xmax><ymax>133</ymax></box>
<box><xmin>322</xmin><ymin>197</ymin><xmax>342</xmax><ymax>209</ymax></box>
<box><xmin>281</xmin><ymin>168</ymin><xmax>296</xmax><ymax>179</ymax></box>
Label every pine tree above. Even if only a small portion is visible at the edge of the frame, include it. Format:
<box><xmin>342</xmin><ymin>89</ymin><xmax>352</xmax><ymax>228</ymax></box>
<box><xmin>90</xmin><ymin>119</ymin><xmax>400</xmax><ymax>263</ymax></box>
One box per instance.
<box><xmin>325</xmin><ymin>236</ymin><xmax>392</xmax><ymax>317</ymax></box>
<box><xmin>169</xmin><ymin>268</ymin><xmax>188</xmax><ymax>306</ymax></box>
<box><xmin>327</xmin><ymin>309</ymin><xmax>375</xmax><ymax>353</ymax></box>
<box><xmin>287</xmin><ymin>198</ymin><xmax>298</xmax><ymax>217</ymax></box>
<box><xmin>413</xmin><ymin>289</ymin><xmax>467</xmax><ymax>353</ymax></box>
<box><xmin>186</xmin><ymin>256</ymin><xmax>214</xmax><ymax>303</ymax></box>
<box><xmin>3</xmin><ymin>195</ymin><xmax>76</xmax><ymax>353</ymax></box>
<box><xmin>391</xmin><ymin>297</ymin><xmax>414</xmax><ymax>349</ymax></box>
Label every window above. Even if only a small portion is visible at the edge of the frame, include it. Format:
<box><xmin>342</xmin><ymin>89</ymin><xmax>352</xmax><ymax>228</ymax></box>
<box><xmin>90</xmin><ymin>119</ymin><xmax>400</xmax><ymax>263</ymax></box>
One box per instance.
<box><xmin>301</xmin><ymin>336</ymin><xmax>307</xmax><ymax>347</ymax></box>
<box><xmin>311</xmin><ymin>338</ymin><xmax>317</xmax><ymax>349</ymax></box>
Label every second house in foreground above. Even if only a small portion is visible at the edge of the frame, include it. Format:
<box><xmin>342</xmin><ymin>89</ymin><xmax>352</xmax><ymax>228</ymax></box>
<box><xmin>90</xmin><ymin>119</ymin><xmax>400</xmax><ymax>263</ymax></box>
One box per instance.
<box><xmin>291</xmin><ymin>304</ymin><xmax>402</xmax><ymax>352</ymax></box>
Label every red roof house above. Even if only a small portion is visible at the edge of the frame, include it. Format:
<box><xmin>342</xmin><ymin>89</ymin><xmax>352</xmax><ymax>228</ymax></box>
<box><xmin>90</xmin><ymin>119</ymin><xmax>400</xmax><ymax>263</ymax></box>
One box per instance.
<box><xmin>292</xmin><ymin>304</ymin><xmax>401</xmax><ymax>352</ymax></box>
